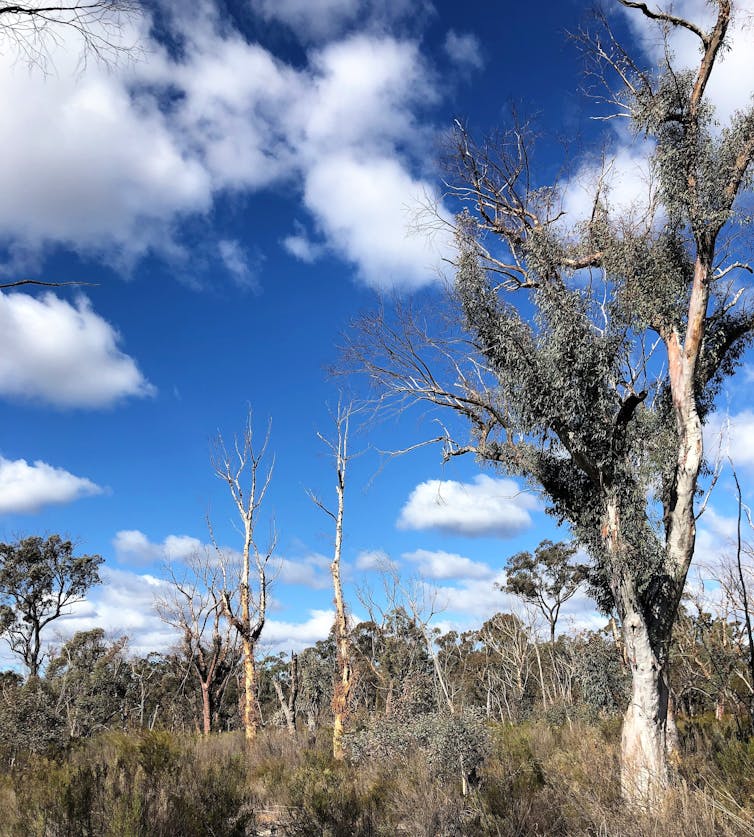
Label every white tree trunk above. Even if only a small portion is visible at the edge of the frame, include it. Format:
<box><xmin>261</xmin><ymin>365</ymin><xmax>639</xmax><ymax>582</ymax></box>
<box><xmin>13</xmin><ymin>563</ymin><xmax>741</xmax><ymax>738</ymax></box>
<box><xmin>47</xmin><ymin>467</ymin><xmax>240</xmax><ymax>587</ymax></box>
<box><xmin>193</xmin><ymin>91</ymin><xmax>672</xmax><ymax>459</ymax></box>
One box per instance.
<box><xmin>621</xmin><ymin>610</ymin><xmax>670</xmax><ymax>805</ymax></box>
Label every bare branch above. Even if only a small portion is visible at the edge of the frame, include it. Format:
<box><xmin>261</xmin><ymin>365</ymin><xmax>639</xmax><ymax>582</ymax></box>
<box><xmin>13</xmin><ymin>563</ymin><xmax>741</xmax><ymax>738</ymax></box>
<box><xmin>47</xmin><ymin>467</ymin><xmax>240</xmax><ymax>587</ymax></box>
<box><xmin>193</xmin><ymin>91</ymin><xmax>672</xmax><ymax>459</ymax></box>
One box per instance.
<box><xmin>0</xmin><ymin>1</ymin><xmax>142</xmax><ymax>72</ymax></box>
<box><xmin>0</xmin><ymin>279</ymin><xmax>97</xmax><ymax>289</ymax></box>
<box><xmin>617</xmin><ymin>1</ymin><xmax>710</xmax><ymax>47</ymax></box>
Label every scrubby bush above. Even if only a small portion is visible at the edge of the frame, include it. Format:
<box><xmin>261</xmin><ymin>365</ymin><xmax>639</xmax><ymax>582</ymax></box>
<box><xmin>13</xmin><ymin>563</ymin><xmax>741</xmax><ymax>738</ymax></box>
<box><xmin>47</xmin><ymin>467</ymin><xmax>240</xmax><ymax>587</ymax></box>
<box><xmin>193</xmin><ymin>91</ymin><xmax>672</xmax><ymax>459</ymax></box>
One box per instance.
<box><xmin>0</xmin><ymin>730</ymin><xmax>253</xmax><ymax>836</ymax></box>
<box><xmin>0</xmin><ymin>720</ymin><xmax>752</xmax><ymax>836</ymax></box>
<box><xmin>346</xmin><ymin>709</ymin><xmax>490</xmax><ymax>785</ymax></box>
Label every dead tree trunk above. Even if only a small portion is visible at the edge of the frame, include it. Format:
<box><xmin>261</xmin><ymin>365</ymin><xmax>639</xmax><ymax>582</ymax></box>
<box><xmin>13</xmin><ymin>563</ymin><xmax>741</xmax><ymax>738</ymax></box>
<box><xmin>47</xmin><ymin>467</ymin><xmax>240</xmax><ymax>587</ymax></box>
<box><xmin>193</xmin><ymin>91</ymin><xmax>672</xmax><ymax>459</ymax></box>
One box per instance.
<box><xmin>309</xmin><ymin>401</ymin><xmax>356</xmax><ymax>761</ymax></box>
<box><xmin>212</xmin><ymin>414</ymin><xmax>275</xmax><ymax>744</ymax></box>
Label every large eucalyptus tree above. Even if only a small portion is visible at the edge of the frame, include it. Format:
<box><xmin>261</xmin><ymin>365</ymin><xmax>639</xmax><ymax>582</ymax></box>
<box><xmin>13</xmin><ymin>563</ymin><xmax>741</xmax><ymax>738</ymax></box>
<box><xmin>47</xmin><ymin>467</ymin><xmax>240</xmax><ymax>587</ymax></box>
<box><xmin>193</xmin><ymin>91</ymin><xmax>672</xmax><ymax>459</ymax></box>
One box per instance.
<box><xmin>350</xmin><ymin>0</ymin><xmax>754</xmax><ymax>805</ymax></box>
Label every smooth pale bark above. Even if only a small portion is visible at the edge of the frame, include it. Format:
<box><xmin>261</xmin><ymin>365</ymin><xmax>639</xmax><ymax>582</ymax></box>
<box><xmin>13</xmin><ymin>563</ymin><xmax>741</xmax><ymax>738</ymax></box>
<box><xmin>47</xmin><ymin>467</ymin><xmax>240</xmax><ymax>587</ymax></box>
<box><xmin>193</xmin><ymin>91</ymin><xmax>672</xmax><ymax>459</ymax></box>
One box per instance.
<box><xmin>311</xmin><ymin>404</ymin><xmax>354</xmax><ymax>761</ymax></box>
<box><xmin>330</xmin><ymin>427</ymin><xmax>352</xmax><ymax>761</ymax></box>
<box><xmin>214</xmin><ymin>419</ymin><xmax>272</xmax><ymax>746</ymax></box>
<box><xmin>620</xmin><ymin>609</ymin><xmax>670</xmax><ymax>803</ymax></box>
<box><xmin>605</xmin><ymin>245</ymin><xmax>711</xmax><ymax>804</ymax></box>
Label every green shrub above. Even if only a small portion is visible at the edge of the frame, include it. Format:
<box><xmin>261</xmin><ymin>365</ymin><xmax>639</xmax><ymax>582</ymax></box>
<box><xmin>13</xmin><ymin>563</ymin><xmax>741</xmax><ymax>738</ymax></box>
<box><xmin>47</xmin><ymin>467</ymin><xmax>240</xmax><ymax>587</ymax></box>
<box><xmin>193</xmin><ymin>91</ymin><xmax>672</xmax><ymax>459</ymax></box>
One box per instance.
<box><xmin>1</xmin><ymin>731</ymin><xmax>254</xmax><ymax>837</ymax></box>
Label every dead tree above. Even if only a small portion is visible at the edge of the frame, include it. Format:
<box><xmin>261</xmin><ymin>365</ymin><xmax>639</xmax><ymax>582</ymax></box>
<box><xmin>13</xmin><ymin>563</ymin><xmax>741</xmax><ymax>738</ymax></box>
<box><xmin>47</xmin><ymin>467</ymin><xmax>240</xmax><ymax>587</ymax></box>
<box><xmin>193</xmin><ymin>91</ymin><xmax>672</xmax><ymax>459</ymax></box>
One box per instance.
<box><xmin>211</xmin><ymin>413</ymin><xmax>275</xmax><ymax>743</ymax></box>
<box><xmin>155</xmin><ymin>550</ymin><xmax>238</xmax><ymax>735</ymax></box>
<box><xmin>308</xmin><ymin>399</ymin><xmax>355</xmax><ymax>760</ymax></box>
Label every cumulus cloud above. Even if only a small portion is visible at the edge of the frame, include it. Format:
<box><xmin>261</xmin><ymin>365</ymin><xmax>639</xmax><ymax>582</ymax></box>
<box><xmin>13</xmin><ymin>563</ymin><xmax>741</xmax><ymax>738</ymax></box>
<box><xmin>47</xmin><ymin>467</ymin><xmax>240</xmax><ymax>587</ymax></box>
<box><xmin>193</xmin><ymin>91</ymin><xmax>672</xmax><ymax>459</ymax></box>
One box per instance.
<box><xmin>251</xmin><ymin>0</ymin><xmax>360</xmax><ymax>40</ymax></box>
<box><xmin>113</xmin><ymin>530</ymin><xmax>203</xmax><ymax>565</ymax></box>
<box><xmin>114</xmin><ymin>529</ymin><xmax>332</xmax><ymax>590</ymax></box>
<box><xmin>282</xmin><ymin>223</ymin><xmax>325</xmax><ymax>263</ymax></box>
<box><xmin>0</xmin><ymin>17</ymin><xmax>211</xmax><ymax>265</ymax></box>
<box><xmin>54</xmin><ymin>566</ymin><xmax>175</xmax><ymax>657</ymax></box>
<box><xmin>398</xmin><ymin>474</ymin><xmax>539</xmax><ymax>537</ymax></box>
<box><xmin>419</xmin><ymin>571</ymin><xmax>602</xmax><ymax>636</ymax></box>
<box><xmin>290</xmin><ymin>34</ymin><xmax>453</xmax><ymax>289</ymax></box>
<box><xmin>249</xmin><ymin>0</ymin><xmax>424</xmax><ymax>42</ymax></box>
<box><xmin>277</xmin><ymin>553</ymin><xmax>331</xmax><ymax>589</ymax></box>
<box><xmin>403</xmin><ymin>548</ymin><xmax>495</xmax><ymax>580</ymax></box>
<box><xmin>0</xmin><ymin>8</ymin><xmax>452</xmax><ymax>291</ymax></box>
<box><xmin>443</xmin><ymin>31</ymin><xmax>483</xmax><ymax>71</ymax></box>
<box><xmin>0</xmin><ymin>570</ymin><xmax>335</xmax><ymax>665</ymax></box>
<box><xmin>261</xmin><ymin>609</ymin><xmax>335</xmax><ymax>651</ymax></box>
<box><xmin>302</xmin><ymin>154</ymin><xmax>450</xmax><ymax>289</ymax></box>
<box><xmin>0</xmin><ymin>292</ymin><xmax>153</xmax><ymax>407</ymax></box>
<box><xmin>0</xmin><ymin>456</ymin><xmax>102</xmax><ymax>514</ymax></box>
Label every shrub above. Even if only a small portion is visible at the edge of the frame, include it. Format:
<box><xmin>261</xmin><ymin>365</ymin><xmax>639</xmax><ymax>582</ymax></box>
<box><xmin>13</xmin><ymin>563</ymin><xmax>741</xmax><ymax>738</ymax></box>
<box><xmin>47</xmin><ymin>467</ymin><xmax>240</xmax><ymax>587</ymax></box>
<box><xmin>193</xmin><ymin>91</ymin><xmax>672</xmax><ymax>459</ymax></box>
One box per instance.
<box><xmin>1</xmin><ymin>731</ymin><xmax>254</xmax><ymax>836</ymax></box>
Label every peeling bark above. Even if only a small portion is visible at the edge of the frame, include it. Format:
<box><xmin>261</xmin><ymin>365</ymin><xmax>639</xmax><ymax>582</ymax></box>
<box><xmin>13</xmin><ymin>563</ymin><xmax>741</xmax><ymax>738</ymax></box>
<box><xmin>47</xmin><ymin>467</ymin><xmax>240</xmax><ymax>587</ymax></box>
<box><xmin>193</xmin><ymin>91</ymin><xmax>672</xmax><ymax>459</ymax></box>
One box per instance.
<box><xmin>620</xmin><ymin>609</ymin><xmax>670</xmax><ymax>804</ymax></box>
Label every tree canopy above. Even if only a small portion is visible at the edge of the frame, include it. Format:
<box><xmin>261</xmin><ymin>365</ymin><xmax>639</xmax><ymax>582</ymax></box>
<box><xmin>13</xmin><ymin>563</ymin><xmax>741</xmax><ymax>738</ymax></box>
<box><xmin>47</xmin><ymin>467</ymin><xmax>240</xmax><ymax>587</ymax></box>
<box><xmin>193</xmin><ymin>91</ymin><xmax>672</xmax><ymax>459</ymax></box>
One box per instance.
<box><xmin>0</xmin><ymin>535</ymin><xmax>103</xmax><ymax>678</ymax></box>
<box><xmin>348</xmin><ymin>0</ymin><xmax>754</xmax><ymax>805</ymax></box>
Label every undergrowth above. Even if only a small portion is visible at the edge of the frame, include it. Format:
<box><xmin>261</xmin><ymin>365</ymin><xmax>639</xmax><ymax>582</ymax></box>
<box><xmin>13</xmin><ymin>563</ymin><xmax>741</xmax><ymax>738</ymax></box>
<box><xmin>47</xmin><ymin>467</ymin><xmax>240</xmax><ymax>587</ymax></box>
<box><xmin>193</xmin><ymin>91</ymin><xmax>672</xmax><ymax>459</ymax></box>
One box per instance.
<box><xmin>0</xmin><ymin>718</ymin><xmax>751</xmax><ymax>836</ymax></box>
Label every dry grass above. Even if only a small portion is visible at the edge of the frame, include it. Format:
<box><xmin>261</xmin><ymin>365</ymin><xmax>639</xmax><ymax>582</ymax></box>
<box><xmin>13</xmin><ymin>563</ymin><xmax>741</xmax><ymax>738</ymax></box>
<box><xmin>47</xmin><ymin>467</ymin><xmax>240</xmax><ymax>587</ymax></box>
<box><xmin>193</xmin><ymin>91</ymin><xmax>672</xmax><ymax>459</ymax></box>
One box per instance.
<box><xmin>0</xmin><ymin>719</ymin><xmax>751</xmax><ymax>836</ymax></box>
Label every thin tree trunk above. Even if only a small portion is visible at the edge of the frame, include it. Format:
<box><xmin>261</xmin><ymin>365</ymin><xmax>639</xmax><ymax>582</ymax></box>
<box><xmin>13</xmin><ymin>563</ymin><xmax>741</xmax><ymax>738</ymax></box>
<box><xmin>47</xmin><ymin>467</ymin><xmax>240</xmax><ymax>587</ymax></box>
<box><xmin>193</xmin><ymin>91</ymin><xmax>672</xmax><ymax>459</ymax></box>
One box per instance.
<box><xmin>200</xmin><ymin>681</ymin><xmax>212</xmax><ymax>736</ymax></box>
<box><xmin>242</xmin><ymin>636</ymin><xmax>259</xmax><ymax>741</ymax></box>
<box><xmin>312</xmin><ymin>402</ymin><xmax>354</xmax><ymax>761</ymax></box>
<box><xmin>273</xmin><ymin>653</ymin><xmax>298</xmax><ymax>735</ymax></box>
<box><xmin>732</xmin><ymin>469</ymin><xmax>754</xmax><ymax>726</ymax></box>
<box><xmin>331</xmin><ymin>480</ymin><xmax>352</xmax><ymax>759</ymax></box>
<box><xmin>533</xmin><ymin>640</ymin><xmax>547</xmax><ymax>710</ymax></box>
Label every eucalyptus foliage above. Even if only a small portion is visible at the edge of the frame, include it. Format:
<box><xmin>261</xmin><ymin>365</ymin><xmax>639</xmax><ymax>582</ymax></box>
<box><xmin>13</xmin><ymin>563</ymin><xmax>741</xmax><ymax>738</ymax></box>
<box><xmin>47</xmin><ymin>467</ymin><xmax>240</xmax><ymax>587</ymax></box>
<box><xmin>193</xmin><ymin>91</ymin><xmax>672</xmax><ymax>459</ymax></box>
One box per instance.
<box><xmin>349</xmin><ymin>1</ymin><xmax>754</xmax><ymax>799</ymax></box>
<box><xmin>0</xmin><ymin>535</ymin><xmax>103</xmax><ymax>679</ymax></box>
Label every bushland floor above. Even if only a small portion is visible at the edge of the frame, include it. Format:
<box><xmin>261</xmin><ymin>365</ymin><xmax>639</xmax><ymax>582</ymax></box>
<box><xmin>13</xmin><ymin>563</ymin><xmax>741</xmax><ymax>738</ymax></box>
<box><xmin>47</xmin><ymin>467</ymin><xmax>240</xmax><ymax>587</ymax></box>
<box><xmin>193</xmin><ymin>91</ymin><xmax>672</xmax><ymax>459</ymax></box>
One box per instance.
<box><xmin>1</xmin><ymin>718</ymin><xmax>752</xmax><ymax>836</ymax></box>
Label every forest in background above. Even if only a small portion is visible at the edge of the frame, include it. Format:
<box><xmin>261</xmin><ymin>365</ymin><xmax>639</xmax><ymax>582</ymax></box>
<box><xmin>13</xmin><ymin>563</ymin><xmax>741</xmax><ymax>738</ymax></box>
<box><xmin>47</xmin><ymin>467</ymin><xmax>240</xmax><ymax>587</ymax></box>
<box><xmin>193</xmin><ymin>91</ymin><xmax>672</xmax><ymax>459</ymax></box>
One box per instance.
<box><xmin>2</xmin><ymin>0</ymin><xmax>754</xmax><ymax>832</ymax></box>
<box><xmin>0</xmin><ymin>527</ymin><xmax>752</xmax><ymax>835</ymax></box>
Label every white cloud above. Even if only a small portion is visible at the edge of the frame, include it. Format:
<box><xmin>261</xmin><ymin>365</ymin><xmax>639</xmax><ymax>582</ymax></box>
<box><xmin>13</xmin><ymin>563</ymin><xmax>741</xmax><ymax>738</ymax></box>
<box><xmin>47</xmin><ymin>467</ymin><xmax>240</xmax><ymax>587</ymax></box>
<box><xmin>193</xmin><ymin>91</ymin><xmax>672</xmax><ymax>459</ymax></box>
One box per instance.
<box><xmin>0</xmin><ymin>10</ymin><xmax>452</xmax><ymax>291</ymax></box>
<box><xmin>114</xmin><ymin>529</ymin><xmax>332</xmax><ymax>590</ymax></box>
<box><xmin>699</xmin><ymin>506</ymin><xmax>738</xmax><ymax>542</ymax></box>
<box><xmin>289</xmin><ymin>34</ymin><xmax>453</xmax><ymax>289</ymax></box>
<box><xmin>0</xmin><ymin>292</ymin><xmax>153</xmax><ymax>407</ymax></box>
<box><xmin>0</xmin><ymin>456</ymin><xmax>102</xmax><ymax>513</ymax></box>
<box><xmin>355</xmin><ymin>548</ymin><xmax>393</xmax><ymax>571</ymax></box>
<box><xmin>277</xmin><ymin>554</ymin><xmax>331</xmax><ymax>589</ymax></box>
<box><xmin>303</xmin><ymin>154</ymin><xmax>451</xmax><ymax>289</ymax></box>
<box><xmin>419</xmin><ymin>572</ymin><xmax>508</xmax><ymax>622</ymax></box>
<box><xmin>113</xmin><ymin>530</ymin><xmax>203</xmax><ymax>565</ymax></box>
<box><xmin>561</xmin><ymin>143</ymin><xmax>657</xmax><ymax>230</ymax></box>
<box><xmin>282</xmin><ymin>223</ymin><xmax>325</xmax><ymax>263</ymax></box>
<box><xmin>398</xmin><ymin>474</ymin><xmax>539</xmax><ymax>537</ymax></box>
<box><xmin>443</xmin><ymin>31</ymin><xmax>483</xmax><ymax>71</ymax></box>
<box><xmin>251</xmin><ymin>0</ymin><xmax>359</xmax><ymax>40</ymax></box>
<box><xmin>0</xmin><ymin>19</ymin><xmax>211</xmax><ymax>265</ymax></box>
<box><xmin>262</xmin><ymin>609</ymin><xmax>335</xmax><ymax>651</ymax></box>
<box><xmin>416</xmin><ymin>570</ymin><xmax>603</xmax><ymax>637</ymax></box>
<box><xmin>704</xmin><ymin>409</ymin><xmax>754</xmax><ymax>471</ymax></box>
<box><xmin>249</xmin><ymin>0</ymin><xmax>422</xmax><ymax>42</ymax></box>
<box><xmin>403</xmin><ymin>548</ymin><xmax>495</xmax><ymax>580</ymax></box>
<box><xmin>55</xmin><ymin>566</ymin><xmax>174</xmax><ymax>657</ymax></box>
<box><xmin>218</xmin><ymin>239</ymin><xmax>260</xmax><ymax>291</ymax></box>
<box><xmin>0</xmin><ymin>571</ymin><xmax>336</xmax><ymax>666</ymax></box>
<box><xmin>163</xmin><ymin>534</ymin><xmax>205</xmax><ymax>561</ymax></box>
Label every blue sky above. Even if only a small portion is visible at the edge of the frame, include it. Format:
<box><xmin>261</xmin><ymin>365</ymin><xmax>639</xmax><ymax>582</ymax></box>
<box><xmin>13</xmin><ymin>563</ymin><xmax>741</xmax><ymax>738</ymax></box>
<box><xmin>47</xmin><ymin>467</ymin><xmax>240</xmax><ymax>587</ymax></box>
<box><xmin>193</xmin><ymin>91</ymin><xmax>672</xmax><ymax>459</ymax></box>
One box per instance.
<box><xmin>0</xmin><ymin>0</ymin><xmax>753</xmax><ymax>663</ymax></box>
